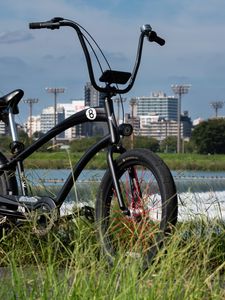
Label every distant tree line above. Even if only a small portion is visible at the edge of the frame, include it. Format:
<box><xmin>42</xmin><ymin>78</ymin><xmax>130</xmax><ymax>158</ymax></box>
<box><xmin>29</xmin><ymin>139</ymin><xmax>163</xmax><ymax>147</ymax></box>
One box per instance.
<box><xmin>1</xmin><ymin>118</ymin><xmax>225</xmax><ymax>154</ymax></box>
<box><xmin>110</xmin><ymin>118</ymin><xmax>225</xmax><ymax>154</ymax></box>
<box><xmin>191</xmin><ymin>118</ymin><xmax>225</xmax><ymax>154</ymax></box>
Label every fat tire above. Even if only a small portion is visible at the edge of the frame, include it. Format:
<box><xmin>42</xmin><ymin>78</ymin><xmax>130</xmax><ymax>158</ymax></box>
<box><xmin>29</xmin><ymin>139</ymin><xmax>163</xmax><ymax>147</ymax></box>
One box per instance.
<box><xmin>95</xmin><ymin>148</ymin><xmax>178</xmax><ymax>267</ymax></box>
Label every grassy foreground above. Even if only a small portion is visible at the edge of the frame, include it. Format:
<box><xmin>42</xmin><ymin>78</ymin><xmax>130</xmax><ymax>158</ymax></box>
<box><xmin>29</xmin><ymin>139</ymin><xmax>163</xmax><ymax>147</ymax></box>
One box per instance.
<box><xmin>25</xmin><ymin>151</ymin><xmax>225</xmax><ymax>171</ymax></box>
<box><xmin>0</xmin><ymin>217</ymin><xmax>224</xmax><ymax>299</ymax></box>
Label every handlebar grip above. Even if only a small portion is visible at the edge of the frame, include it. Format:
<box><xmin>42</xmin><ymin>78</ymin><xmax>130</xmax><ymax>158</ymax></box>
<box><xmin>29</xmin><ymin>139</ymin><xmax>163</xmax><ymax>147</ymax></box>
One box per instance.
<box><xmin>29</xmin><ymin>22</ymin><xmax>44</xmax><ymax>29</ymax></box>
<box><xmin>148</xmin><ymin>31</ymin><xmax>165</xmax><ymax>46</ymax></box>
<box><xmin>29</xmin><ymin>21</ymin><xmax>60</xmax><ymax>30</ymax></box>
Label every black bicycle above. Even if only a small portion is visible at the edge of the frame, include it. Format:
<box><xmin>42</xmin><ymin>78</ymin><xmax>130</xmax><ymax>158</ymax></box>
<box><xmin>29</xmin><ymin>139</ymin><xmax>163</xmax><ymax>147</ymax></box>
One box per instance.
<box><xmin>0</xmin><ymin>17</ymin><xmax>177</xmax><ymax>266</ymax></box>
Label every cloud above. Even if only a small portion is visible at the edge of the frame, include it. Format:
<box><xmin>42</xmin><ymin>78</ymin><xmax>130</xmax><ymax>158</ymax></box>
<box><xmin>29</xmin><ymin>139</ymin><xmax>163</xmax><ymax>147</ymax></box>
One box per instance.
<box><xmin>0</xmin><ymin>0</ymin><xmax>225</xmax><ymax>122</ymax></box>
<box><xmin>0</xmin><ymin>30</ymin><xmax>34</xmax><ymax>44</ymax></box>
<box><xmin>0</xmin><ymin>56</ymin><xmax>28</xmax><ymax>68</ymax></box>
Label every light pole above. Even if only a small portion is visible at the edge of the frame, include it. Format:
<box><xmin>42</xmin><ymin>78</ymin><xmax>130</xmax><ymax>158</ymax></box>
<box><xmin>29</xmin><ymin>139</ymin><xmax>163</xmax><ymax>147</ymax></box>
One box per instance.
<box><xmin>210</xmin><ymin>101</ymin><xmax>224</xmax><ymax>118</ymax></box>
<box><xmin>129</xmin><ymin>98</ymin><xmax>138</xmax><ymax>149</ymax></box>
<box><xmin>171</xmin><ymin>84</ymin><xmax>191</xmax><ymax>153</ymax></box>
<box><xmin>113</xmin><ymin>97</ymin><xmax>126</xmax><ymax>124</ymax></box>
<box><xmin>46</xmin><ymin>87</ymin><xmax>65</xmax><ymax>146</ymax></box>
<box><xmin>23</xmin><ymin>98</ymin><xmax>39</xmax><ymax>138</ymax></box>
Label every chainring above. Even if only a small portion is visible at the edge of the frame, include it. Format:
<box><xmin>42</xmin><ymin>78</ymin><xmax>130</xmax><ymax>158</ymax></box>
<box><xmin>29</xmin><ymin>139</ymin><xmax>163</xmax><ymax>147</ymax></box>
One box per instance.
<box><xmin>30</xmin><ymin>197</ymin><xmax>59</xmax><ymax>237</ymax></box>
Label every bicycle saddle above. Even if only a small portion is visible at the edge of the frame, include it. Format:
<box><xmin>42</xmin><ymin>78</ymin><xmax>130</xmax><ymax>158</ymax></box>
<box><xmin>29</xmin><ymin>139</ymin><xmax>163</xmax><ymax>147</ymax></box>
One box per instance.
<box><xmin>0</xmin><ymin>89</ymin><xmax>24</xmax><ymax>114</ymax></box>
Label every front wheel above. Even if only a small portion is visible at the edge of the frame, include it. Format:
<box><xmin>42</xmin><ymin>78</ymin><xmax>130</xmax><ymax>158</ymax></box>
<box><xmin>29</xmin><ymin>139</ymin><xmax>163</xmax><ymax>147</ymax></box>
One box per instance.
<box><xmin>95</xmin><ymin>148</ymin><xmax>178</xmax><ymax>267</ymax></box>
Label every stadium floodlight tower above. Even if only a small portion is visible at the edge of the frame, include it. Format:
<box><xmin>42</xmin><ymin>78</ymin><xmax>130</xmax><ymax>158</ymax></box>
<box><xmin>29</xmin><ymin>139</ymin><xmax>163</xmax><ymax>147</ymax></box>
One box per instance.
<box><xmin>23</xmin><ymin>98</ymin><xmax>39</xmax><ymax>138</ymax></box>
<box><xmin>210</xmin><ymin>101</ymin><xmax>224</xmax><ymax>118</ymax></box>
<box><xmin>171</xmin><ymin>84</ymin><xmax>191</xmax><ymax>153</ymax></box>
<box><xmin>46</xmin><ymin>87</ymin><xmax>65</xmax><ymax>147</ymax></box>
<box><xmin>113</xmin><ymin>97</ymin><xmax>126</xmax><ymax>124</ymax></box>
<box><xmin>129</xmin><ymin>98</ymin><xmax>138</xmax><ymax>149</ymax></box>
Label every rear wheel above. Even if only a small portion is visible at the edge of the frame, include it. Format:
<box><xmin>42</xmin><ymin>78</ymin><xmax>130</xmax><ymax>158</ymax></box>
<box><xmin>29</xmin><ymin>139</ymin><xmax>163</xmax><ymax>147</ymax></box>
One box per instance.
<box><xmin>95</xmin><ymin>148</ymin><xmax>177</xmax><ymax>267</ymax></box>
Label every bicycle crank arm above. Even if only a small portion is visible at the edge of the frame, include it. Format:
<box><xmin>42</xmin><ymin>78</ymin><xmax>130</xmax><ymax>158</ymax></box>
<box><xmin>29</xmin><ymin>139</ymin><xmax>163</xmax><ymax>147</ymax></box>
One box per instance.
<box><xmin>0</xmin><ymin>195</ymin><xmax>56</xmax><ymax>211</ymax></box>
<box><xmin>0</xmin><ymin>207</ymin><xmax>25</xmax><ymax>219</ymax></box>
<box><xmin>0</xmin><ymin>195</ymin><xmax>58</xmax><ymax>236</ymax></box>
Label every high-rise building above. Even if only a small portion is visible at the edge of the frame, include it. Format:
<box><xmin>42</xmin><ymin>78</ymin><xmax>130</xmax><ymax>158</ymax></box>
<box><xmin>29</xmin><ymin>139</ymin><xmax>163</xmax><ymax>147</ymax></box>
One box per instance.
<box><xmin>25</xmin><ymin>99</ymin><xmax>86</xmax><ymax>141</ymax></box>
<box><xmin>85</xmin><ymin>82</ymin><xmax>98</xmax><ymax>107</ymax></box>
<box><xmin>181</xmin><ymin>111</ymin><xmax>192</xmax><ymax>138</ymax></box>
<box><xmin>0</xmin><ymin>121</ymin><xmax>7</xmax><ymax>135</ymax></box>
<box><xmin>38</xmin><ymin>99</ymin><xmax>85</xmax><ymax>140</ymax></box>
<box><xmin>139</xmin><ymin>115</ymin><xmax>181</xmax><ymax>138</ymax></box>
<box><xmin>126</xmin><ymin>91</ymin><xmax>192</xmax><ymax>140</ymax></box>
<box><xmin>136</xmin><ymin>91</ymin><xmax>178</xmax><ymax>121</ymax></box>
<box><xmin>84</xmin><ymin>82</ymin><xmax>107</xmax><ymax>136</ymax></box>
<box><xmin>58</xmin><ymin>99</ymin><xmax>85</xmax><ymax>139</ymax></box>
<box><xmin>26</xmin><ymin>115</ymin><xmax>41</xmax><ymax>137</ymax></box>
<box><xmin>40</xmin><ymin>106</ymin><xmax>65</xmax><ymax>138</ymax></box>
<box><xmin>84</xmin><ymin>82</ymin><xmax>107</xmax><ymax>107</ymax></box>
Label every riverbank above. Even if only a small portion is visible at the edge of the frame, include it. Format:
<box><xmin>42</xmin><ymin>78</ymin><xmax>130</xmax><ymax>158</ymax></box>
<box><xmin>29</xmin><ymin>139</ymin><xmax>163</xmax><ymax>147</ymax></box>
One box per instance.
<box><xmin>160</xmin><ymin>153</ymin><xmax>225</xmax><ymax>171</ymax></box>
<box><xmin>24</xmin><ymin>152</ymin><xmax>225</xmax><ymax>171</ymax></box>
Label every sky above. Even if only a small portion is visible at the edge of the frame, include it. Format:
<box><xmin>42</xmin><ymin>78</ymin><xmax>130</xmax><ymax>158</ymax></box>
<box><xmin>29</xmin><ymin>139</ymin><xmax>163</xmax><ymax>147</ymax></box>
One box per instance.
<box><xmin>0</xmin><ymin>0</ymin><xmax>225</xmax><ymax>124</ymax></box>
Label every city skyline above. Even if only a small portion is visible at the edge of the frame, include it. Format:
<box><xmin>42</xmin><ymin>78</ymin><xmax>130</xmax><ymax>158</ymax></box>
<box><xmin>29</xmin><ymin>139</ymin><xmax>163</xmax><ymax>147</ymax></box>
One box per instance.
<box><xmin>11</xmin><ymin>84</ymin><xmax>220</xmax><ymax>127</ymax></box>
<box><xmin>0</xmin><ymin>0</ymin><xmax>225</xmax><ymax>123</ymax></box>
<box><xmin>22</xmin><ymin>89</ymin><xmax>192</xmax><ymax>145</ymax></box>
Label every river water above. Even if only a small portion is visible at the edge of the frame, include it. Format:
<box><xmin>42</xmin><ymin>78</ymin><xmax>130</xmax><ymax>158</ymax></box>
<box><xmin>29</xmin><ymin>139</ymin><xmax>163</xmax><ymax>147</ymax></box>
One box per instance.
<box><xmin>26</xmin><ymin>169</ymin><xmax>225</xmax><ymax>221</ymax></box>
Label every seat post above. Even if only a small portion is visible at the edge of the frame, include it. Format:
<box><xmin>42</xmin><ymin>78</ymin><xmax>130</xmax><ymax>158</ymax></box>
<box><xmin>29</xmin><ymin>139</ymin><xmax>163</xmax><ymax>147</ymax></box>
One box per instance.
<box><xmin>8</xmin><ymin>109</ymin><xmax>19</xmax><ymax>142</ymax></box>
<box><xmin>8</xmin><ymin>108</ymin><xmax>28</xmax><ymax>195</ymax></box>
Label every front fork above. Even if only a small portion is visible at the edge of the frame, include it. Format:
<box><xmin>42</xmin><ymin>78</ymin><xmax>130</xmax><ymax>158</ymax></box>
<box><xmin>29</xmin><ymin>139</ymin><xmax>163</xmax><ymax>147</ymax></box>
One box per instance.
<box><xmin>105</xmin><ymin>94</ymin><xmax>139</xmax><ymax>216</ymax></box>
<box><xmin>107</xmin><ymin>145</ymin><xmax>130</xmax><ymax>216</ymax></box>
<box><xmin>104</xmin><ymin>95</ymin><xmax>129</xmax><ymax>215</ymax></box>
<box><xmin>107</xmin><ymin>145</ymin><xmax>143</xmax><ymax>217</ymax></box>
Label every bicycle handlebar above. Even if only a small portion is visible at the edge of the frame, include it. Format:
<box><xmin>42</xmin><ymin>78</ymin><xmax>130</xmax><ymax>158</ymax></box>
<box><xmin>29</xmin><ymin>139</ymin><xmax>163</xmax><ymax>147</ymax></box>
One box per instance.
<box><xmin>29</xmin><ymin>17</ymin><xmax>165</xmax><ymax>95</ymax></box>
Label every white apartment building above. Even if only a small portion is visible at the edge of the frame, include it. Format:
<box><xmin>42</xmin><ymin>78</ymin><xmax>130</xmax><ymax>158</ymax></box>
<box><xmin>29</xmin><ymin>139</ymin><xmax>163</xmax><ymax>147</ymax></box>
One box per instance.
<box><xmin>0</xmin><ymin>121</ymin><xmax>7</xmax><ymax>135</ymax></box>
<box><xmin>139</xmin><ymin>115</ymin><xmax>182</xmax><ymax>139</ymax></box>
<box><xmin>58</xmin><ymin>100</ymin><xmax>85</xmax><ymax>139</ymax></box>
<box><xmin>26</xmin><ymin>115</ymin><xmax>41</xmax><ymax>137</ymax></box>
<box><xmin>136</xmin><ymin>91</ymin><xmax>178</xmax><ymax>121</ymax></box>
<box><xmin>25</xmin><ymin>99</ymin><xmax>85</xmax><ymax>140</ymax></box>
<box><xmin>40</xmin><ymin>106</ymin><xmax>65</xmax><ymax>138</ymax></box>
<box><xmin>127</xmin><ymin>91</ymin><xmax>192</xmax><ymax>140</ymax></box>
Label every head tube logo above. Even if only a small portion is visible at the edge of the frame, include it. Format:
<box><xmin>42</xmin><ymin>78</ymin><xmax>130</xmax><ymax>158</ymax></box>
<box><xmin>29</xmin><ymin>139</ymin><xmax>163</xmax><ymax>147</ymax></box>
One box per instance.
<box><xmin>86</xmin><ymin>108</ymin><xmax>97</xmax><ymax>120</ymax></box>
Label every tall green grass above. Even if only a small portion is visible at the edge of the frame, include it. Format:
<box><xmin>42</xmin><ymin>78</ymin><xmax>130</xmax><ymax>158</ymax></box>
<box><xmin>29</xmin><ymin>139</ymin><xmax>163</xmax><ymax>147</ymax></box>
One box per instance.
<box><xmin>0</xmin><ymin>216</ymin><xmax>224</xmax><ymax>299</ymax></box>
<box><xmin>1</xmin><ymin>150</ymin><xmax>224</xmax><ymax>298</ymax></box>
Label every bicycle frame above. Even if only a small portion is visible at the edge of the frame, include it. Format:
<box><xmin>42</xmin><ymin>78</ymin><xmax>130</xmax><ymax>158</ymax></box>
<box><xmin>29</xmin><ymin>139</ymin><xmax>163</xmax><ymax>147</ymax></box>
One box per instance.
<box><xmin>0</xmin><ymin>93</ymin><xmax>128</xmax><ymax>210</ymax></box>
<box><xmin>0</xmin><ymin>17</ymin><xmax>165</xmax><ymax>218</ymax></box>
